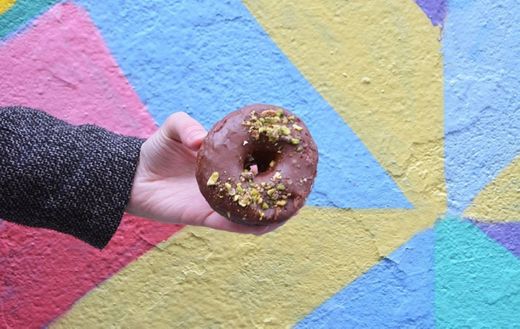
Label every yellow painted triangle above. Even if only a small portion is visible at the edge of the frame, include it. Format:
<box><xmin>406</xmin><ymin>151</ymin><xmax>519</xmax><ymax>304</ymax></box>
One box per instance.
<box><xmin>0</xmin><ymin>0</ymin><xmax>16</xmax><ymax>15</ymax></box>
<box><xmin>245</xmin><ymin>0</ymin><xmax>445</xmax><ymax>213</ymax></box>
<box><xmin>53</xmin><ymin>208</ymin><xmax>438</xmax><ymax>329</ymax></box>
<box><xmin>465</xmin><ymin>156</ymin><xmax>520</xmax><ymax>222</ymax></box>
<box><xmin>52</xmin><ymin>1</ymin><xmax>444</xmax><ymax>328</ymax></box>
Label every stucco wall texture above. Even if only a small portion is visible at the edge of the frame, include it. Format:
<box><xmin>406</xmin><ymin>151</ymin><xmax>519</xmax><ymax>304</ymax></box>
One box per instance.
<box><xmin>0</xmin><ymin>0</ymin><xmax>518</xmax><ymax>328</ymax></box>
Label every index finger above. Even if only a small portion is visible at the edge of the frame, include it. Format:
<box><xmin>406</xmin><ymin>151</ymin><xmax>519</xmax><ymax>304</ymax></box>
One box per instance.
<box><xmin>201</xmin><ymin>212</ymin><xmax>286</xmax><ymax>235</ymax></box>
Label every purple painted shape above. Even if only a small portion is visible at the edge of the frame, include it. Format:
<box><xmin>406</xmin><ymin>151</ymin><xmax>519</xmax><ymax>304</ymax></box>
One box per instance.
<box><xmin>414</xmin><ymin>0</ymin><xmax>446</xmax><ymax>26</ymax></box>
<box><xmin>476</xmin><ymin>222</ymin><xmax>520</xmax><ymax>258</ymax></box>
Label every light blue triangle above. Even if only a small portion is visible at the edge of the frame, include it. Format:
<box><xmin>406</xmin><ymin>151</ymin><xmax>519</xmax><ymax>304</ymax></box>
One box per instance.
<box><xmin>435</xmin><ymin>217</ymin><xmax>520</xmax><ymax>328</ymax></box>
<box><xmin>77</xmin><ymin>0</ymin><xmax>411</xmax><ymax>209</ymax></box>
<box><xmin>296</xmin><ymin>229</ymin><xmax>434</xmax><ymax>328</ymax></box>
<box><xmin>444</xmin><ymin>0</ymin><xmax>520</xmax><ymax>214</ymax></box>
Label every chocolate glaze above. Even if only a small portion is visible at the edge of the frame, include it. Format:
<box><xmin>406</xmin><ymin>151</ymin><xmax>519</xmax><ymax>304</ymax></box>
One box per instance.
<box><xmin>196</xmin><ymin>104</ymin><xmax>318</xmax><ymax>225</ymax></box>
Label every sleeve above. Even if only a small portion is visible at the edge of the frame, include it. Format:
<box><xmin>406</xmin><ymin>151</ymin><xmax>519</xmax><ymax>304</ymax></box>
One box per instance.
<box><xmin>0</xmin><ymin>106</ymin><xmax>145</xmax><ymax>249</ymax></box>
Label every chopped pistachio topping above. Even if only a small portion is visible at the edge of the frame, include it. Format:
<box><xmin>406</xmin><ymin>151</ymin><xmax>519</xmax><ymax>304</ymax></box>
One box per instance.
<box><xmin>207</xmin><ymin>171</ymin><xmax>219</xmax><ymax>186</ymax></box>
<box><xmin>242</xmin><ymin>109</ymin><xmax>303</xmax><ymax>147</ymax></box>
<box><xmin>269</xmin><ymin>160</ymin><xmax>276</xmax><ymax>168</ymax></box>
<box><xmin>272</xmin><ymin>171</ymin><xmax>282</xmax><ymax>181</ymax></box>
<box><xmin>238</xmin><ymin>198</ymin><xmax>250</xmax><ymax>207</ymax></box>
<box><xmin>292</xmin><ymin>123</ymin><xmax>303</xmax><ymax>131</ymax></box>
<box><xmin>211</xmin><ymin>166</ymin><xmax>291</xmax><ymax>215</ymax></box>
<box><xmin>225</xmin><ymin>182</ymin><xmax>236</xmax><ymax>196</ymax></box>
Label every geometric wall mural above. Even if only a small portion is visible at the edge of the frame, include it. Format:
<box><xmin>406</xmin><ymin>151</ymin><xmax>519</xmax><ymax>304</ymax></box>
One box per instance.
<box><xmin>1</xmin><ymin>0</ymin><xmax>518</xmax><ymax>328</ymax></box>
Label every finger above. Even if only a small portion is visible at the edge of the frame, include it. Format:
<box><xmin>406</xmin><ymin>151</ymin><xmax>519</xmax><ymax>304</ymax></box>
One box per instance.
<box><xmin>253</xmin><ymin>221</ymin><xmax>287</xmax><ymax>236</ymax></box>
<box><xmin>162</xmin><ymin>112</ymin><xmax>207</xmax><ymax>151</ymax></box>
<box><xmin>201</xmin><ymin>212</ymin><xmax>284</xmax><ymax>235</ymax></box>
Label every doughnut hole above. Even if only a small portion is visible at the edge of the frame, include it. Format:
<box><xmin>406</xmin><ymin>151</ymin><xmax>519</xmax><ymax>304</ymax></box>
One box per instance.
<box><xmin>243</xmin><ymin>148</ymin><xmax>279</xmax><ymax>174</ymax></box>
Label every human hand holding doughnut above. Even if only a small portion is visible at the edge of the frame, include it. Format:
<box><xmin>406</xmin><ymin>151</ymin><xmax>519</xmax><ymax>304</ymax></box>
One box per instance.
<box><xmin>126</xmin><ymin>112</ymin><xmax>282</xmax><ymax>235</ymax></box>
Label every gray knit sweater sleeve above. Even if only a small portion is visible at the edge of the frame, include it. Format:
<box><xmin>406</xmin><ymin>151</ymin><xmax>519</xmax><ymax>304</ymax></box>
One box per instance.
<box><xmin>0</xmin><ymin>106</ymin><xmax>145</xmax><ymax>249</ymax></box>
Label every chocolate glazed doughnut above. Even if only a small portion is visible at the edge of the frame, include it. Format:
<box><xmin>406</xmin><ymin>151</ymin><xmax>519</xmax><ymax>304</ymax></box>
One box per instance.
<box><xmin>196</xmin><ymin>104</ymin><xmax>318</xmax><ymax>225</ymax></box>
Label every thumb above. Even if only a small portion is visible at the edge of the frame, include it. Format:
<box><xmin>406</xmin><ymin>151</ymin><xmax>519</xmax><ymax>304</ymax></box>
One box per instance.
<box><xmin>162</xmin><ymin>112</ymin><xmax>207</xmax><ymax>151</ymax></box>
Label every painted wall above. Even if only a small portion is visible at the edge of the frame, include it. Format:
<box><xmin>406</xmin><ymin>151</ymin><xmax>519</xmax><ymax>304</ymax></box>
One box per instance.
<box><xmin>0</xmin><ymin>0</ymin><xmax>518</xmax><ymax>328</ymax></box>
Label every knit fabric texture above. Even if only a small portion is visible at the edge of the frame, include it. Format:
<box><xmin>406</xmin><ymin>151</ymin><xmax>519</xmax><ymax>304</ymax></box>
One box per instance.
<box><xmin>0</xmin><ymin>106</ymin><xmax>144</xmax><ymax>249</ymax></box>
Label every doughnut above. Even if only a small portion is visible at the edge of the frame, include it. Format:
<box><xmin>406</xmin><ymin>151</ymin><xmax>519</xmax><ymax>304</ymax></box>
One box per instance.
<box><xmin>196</xmin><ymin>104</ymin><xmax>318</xmax><ymax>226</ymax></box>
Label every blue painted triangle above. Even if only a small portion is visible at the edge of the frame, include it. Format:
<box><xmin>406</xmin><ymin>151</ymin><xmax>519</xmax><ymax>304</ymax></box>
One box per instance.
<box><xmin>296</xmin><ymin>229</ymin><xmax>434</xmax><ymax>328</ymax></box>
<box><xmin>78</xmin><ymin>0</ymin><xmax>411</xmax><ymax>208</ymax></box>
<box><xmin>435</xmin><ymin>217</ymin><xmax>520</xmax><ymax>328</ymax></box>
<box><xmin>444</xmin><ymin>0</ymin><xmax>520</xmax><ymax>214</ymax></box>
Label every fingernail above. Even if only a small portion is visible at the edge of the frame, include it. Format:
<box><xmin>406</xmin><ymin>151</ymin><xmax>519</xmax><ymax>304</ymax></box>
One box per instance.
<box><xmin>190</xmin><ymin>131</ymin><xmax>206</xmax><ymax>143</ymax></box>
<box><xmin>188</xmin><ymin>132</ymin><xmax>206</xmax><ymax>150</ymax></box>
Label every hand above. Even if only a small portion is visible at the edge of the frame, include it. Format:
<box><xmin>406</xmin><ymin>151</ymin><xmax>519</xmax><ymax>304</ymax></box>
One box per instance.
<box><xmin>126</xmin><ymin>112</ymin><xmax>283</xmax><ymax>235</ymax></box>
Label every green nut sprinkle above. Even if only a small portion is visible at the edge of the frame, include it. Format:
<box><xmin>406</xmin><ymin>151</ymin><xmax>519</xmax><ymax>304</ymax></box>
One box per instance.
<box><xmin>243</xmin><ymin>110</ymin><xmax>303</xmax><ymax>146</ymax></box>
<box><xmin>273</xmin><ymin>171</ymin><xmax>282</xmax><ymax>181</ymax></box>
<box><xmin>207</xmin><ymin>171</ymin><xmax>219</xmax><ymax>186</ymax></box>
<box><xmin>292</xmin><ymin>124</ymin><xmax>303</xmax><ymax>131</ymax></box>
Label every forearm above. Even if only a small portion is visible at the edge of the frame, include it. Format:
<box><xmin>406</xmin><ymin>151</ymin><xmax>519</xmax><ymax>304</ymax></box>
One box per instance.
<box><xmin>0</xmin><ymin>106</ymin><xmax>144</xmax><ymax>248</ymax></box>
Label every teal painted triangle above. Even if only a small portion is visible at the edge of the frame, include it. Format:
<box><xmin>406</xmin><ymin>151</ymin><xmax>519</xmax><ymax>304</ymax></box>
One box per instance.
<box><xmin>76</xmin><ymin>0</ymin><xmax>411</xmax><ymax>209</ymax></box>
<box><xmin>296</xmin><ymin>229</ymin><xmax>434</xmax><ymax>328</ymax></box>
<box><xmin>0</xmin><ymin>0</ymin><xmax>59</xmax><ymax>40</ymax></box>
<box><xmin>435</xmin><ymin>217</ymin><xmax>520</xmax><ymax>328</ymax></box>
